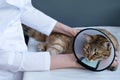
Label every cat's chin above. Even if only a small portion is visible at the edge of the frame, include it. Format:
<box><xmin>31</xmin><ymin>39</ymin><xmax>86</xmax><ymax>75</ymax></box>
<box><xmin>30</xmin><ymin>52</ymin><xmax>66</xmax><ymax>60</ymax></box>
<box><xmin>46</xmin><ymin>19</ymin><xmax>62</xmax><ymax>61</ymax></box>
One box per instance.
<box><xmin>87</xmin><ymin>59</ymin><xmax>100</xmax><ymax>62</ymax></box>
<box><xmin>89</xmin><ymin>60</ymin><xmax>97</xmax><ymax>62</ymax></box>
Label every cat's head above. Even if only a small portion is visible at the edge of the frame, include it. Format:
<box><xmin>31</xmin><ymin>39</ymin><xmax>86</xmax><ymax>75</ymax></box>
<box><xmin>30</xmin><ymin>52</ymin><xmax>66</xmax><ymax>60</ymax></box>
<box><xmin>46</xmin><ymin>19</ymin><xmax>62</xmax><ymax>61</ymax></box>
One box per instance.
<box><xmin>83</xmin><ymin>34</ymin><xmax>112</xmax><ymax>61</ymax></box>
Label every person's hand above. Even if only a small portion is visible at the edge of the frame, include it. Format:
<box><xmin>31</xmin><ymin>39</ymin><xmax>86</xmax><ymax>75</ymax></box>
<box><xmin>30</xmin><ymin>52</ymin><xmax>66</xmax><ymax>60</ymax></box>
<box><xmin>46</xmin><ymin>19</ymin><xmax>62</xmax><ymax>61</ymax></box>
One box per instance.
<box><xmin>50</xmin><ymin>53</ymin><xmax>84</xmax><ymax>70</ymax></box>
<box><xmin>72</xmin><ymin>28</ymin><xmax>80</xmax><ymax>37</ymax></box>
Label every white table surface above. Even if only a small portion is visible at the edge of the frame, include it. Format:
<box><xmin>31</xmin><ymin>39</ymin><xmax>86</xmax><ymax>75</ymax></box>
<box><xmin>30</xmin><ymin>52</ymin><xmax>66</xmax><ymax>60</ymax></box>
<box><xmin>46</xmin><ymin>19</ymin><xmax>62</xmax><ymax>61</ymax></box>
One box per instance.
<box><xmin>23</xmin><ymin>26</ymin><xmax>120</xmax><ymax>80</ymax></box>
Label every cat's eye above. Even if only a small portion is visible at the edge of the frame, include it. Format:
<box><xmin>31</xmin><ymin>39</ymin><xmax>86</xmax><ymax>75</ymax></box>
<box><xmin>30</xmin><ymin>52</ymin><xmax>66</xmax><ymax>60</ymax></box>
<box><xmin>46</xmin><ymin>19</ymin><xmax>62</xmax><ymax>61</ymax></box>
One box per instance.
<box><xmin>86</xmin><ymin>45</ymin><xmax>89</xmax><ymax>49</ymax></box>
<box><xmin>94</xmin><ymin>52</ymin><xmax>98</xmax><ymax>55</ymax></box>
<box><xmin>87</xmin><ymin>47</ymin><xmax>90</xmax><ymax>52</ymax></box>
<box><xmin>94</xmin><ymin>53</ymin><xmax>100</xmax><ymax>57</ymax></box>
<box><xmin>94</xmin><ymin>48</ymin><xmax>97</xmax><ymax>51</ymax></box>
<box><xmin>85</xmin><ymin>46</ymin><xmax>89</xmax><ymax>52</ymax></box>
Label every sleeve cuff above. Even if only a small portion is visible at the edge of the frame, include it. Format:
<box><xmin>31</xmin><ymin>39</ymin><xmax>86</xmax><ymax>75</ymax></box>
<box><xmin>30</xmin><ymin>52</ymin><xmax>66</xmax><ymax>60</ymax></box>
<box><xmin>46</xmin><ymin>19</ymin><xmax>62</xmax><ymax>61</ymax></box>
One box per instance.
<box><xmin>14</xmin><ymin>52</ymin><xmax>51</xmax><ymax>71</ymax></box>
<box><xmin>44</xmin><ymin>20</ymin><xmax>57</xmax><ymax>36</ymax></box>
<box><xmin>21</xmin><ymin>6</ymin><xmax>57</xmax><ymax>36</ymax></box>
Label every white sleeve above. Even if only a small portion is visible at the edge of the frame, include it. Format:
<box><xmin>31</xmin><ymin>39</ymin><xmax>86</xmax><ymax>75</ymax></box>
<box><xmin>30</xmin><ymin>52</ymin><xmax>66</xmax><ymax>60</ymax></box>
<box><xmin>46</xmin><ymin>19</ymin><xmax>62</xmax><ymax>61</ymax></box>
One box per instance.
<box><xmin>0</xmin><ymin>50</ymin><xmax>50</xmax><ymax>72</ymax></box>
<box><xmin>20</xmin><ymin>1</ymin><xmax>57</xmax><ymax>36</ymax></box>
<box><xmin>14</xmin><ymin>51</ymin><xmax>51</xmax><ymax>71</ymax></box>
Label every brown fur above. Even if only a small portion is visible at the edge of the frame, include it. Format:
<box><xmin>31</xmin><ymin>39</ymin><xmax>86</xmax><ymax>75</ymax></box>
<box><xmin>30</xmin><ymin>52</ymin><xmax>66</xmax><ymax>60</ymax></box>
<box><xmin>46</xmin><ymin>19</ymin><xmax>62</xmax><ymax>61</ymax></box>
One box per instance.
<box><xmin>83</xmin><ymin>34</ymin><xmax>112</xmax><ymax>61</ymax></box>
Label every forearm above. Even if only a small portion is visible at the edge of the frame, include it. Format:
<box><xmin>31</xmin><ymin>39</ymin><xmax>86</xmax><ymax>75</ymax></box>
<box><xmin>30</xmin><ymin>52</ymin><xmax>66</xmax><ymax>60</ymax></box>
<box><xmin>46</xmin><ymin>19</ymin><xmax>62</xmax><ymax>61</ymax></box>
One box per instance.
<box><xmin>50</xmin><ymin>54</ymin><xmax>83</xmax><ymax>70</ymax></box>
<box><xmin>53</xmin><ymin>22</ymin><xmax>79</xmax><ymax>37</ymax></box>
<box><xmin>21</xmin><ymin>2</ymin><xmax>57</xmax><ymax>36</ymax></box>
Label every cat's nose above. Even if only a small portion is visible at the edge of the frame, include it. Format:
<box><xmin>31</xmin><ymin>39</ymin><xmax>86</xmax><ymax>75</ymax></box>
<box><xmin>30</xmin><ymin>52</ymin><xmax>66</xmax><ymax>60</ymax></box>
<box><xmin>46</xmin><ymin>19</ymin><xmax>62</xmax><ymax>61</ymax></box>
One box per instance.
<box><xmin>88</xmin><ymin>56</ymin><xmax>93</xmax><ymax>61</ymax></box>
<box><xmin>87</xmin><ymin>58</ymin><xmax>91</xmax><ymax>61</ymax></box>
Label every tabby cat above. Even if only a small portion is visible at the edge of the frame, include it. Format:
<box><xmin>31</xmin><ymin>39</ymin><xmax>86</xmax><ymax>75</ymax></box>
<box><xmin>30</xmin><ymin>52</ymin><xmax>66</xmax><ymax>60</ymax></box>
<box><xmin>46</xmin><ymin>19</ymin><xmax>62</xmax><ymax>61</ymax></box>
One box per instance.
<box><xmin>23</xmin><ymin>24</ymin><xmax>119</xmax><ymax>71</ymax></box>
<box><xmin>83</xmin><ymin>34</ymin><xmax>112</xmax><ymax>61</ymax></box>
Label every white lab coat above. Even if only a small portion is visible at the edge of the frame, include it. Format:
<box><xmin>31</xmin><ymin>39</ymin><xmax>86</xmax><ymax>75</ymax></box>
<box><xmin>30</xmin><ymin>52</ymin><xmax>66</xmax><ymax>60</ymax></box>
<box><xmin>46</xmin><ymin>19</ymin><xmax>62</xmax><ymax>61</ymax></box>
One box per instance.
<box><xmin>0</xmin><ymin>0</ymin><xmax>57</xmax><ymax>80</ymax></box>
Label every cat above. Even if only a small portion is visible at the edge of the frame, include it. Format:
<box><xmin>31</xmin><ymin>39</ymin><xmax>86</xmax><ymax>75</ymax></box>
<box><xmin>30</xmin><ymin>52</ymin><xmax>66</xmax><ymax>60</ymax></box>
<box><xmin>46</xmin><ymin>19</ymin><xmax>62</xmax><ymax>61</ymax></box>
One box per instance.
<box><xmin>83</xmin><ymin>34</ymin><xmax>112</xmax><ymax>61</ymax></box>
<box><xmin>22</xmin><ymin>24</ymin><xmax>119</xmax><ymax>71</ymax></box>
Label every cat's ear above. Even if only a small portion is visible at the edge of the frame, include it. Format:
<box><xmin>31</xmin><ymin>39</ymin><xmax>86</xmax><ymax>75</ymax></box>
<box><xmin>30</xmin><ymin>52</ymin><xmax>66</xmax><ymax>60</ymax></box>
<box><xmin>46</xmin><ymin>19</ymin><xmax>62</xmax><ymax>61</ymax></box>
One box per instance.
<box><xmin>104</xmin><ymin>42</ymin><xmax>112</xmax><ymax>50</ymax></box>
<box><xmin>84</xmin><ymin>34</ymin><xmax>93</xmax><ymax>42</ymax></box>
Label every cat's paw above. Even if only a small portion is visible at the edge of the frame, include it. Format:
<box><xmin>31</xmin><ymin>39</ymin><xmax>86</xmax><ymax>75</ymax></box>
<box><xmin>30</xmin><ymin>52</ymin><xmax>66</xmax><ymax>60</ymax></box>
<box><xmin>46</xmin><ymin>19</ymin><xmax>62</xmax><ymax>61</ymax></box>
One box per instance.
<box><xmin>108</xmin><ymin>66</ymin><xmax>118</xmax><ymax>71</ymax></box>
<box><xmin>108</xmin><ymin>60</ymin><xmax>119</xmax><ymax>71</ymax></box>
<box><xmin>47</xmin><ymin>48</ymin><xmax>60</xmax><ymax>55</ymax></box>
<box><xmin>37</xmin><ymin>43</ymin><xmax>46</xmax><ymax>51</ymax></box>
<box><xmin>108</xmin><ymin>53</ymin><xmax>119</xmax><ymax>71</ymax></box>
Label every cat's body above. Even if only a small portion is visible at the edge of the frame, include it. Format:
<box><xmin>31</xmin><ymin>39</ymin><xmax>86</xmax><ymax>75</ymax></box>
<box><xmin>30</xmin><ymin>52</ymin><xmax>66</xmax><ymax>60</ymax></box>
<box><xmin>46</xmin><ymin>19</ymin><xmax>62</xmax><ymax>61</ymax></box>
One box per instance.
<box><xmin>23</xmin><ymin>25</ymin><xmax>119</xmax><ymax>71</ymax></box>
<box><xmin>23</xmin><ymin>24</ymin><xmax>73</xmax><ymax>55</ymax></box>
<box><xmin>38</xmin><ymin>32</ymin><xmax>73</xmax><ymax>55</ymax></box>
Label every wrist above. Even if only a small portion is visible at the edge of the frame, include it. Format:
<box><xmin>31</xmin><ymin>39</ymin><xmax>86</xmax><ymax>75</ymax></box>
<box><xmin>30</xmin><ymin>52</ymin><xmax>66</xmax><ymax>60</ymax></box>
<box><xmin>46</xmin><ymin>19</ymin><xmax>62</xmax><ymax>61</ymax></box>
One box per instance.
<box><xmin>70</xmin><ymin>54</ymin><xmax>84</xmax><ymax>69</ymax></box>
<box><xmin>72</xmin><ymin>29</ymin><xmax>80</xmax><ymax>37</ymax></box>
<box><xmin>53</xmin><ymin>22</ymin><xmax>80</xmax><ymax>37</ymax></box>
<box><xmin>68</xmin><ymin>54</ymin><xmax>81</xmax><ymax>68</ymax></box>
